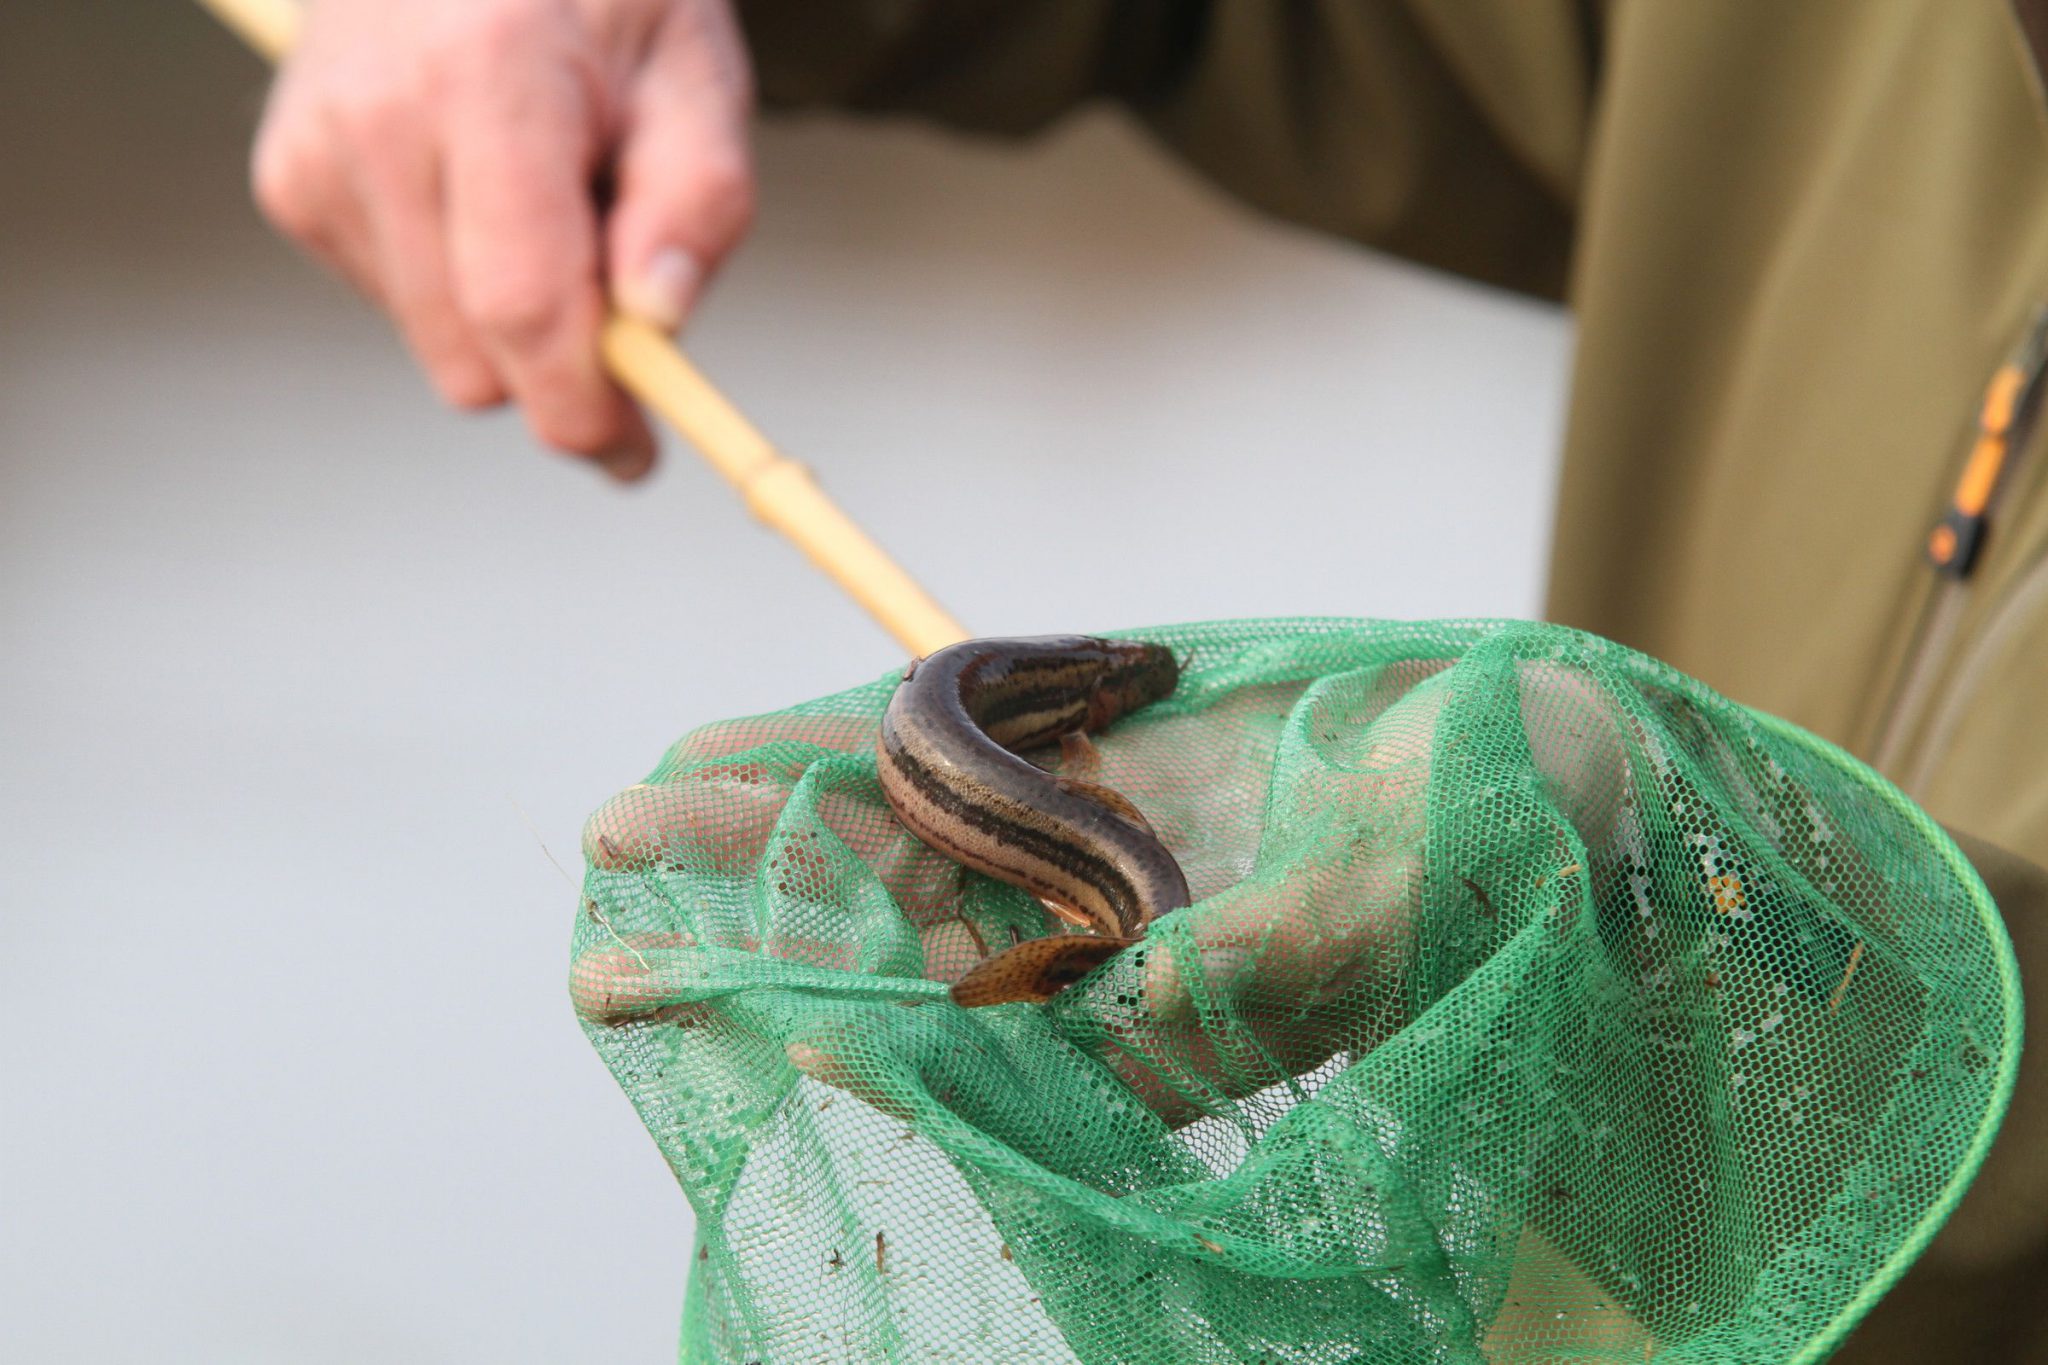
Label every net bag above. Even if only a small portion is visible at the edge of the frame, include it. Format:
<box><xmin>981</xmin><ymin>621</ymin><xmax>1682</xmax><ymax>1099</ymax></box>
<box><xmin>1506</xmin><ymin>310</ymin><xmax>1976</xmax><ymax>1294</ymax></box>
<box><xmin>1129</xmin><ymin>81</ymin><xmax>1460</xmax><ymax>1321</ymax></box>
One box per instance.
<box><xmin>570</xmin><ymin>619</ymin><xmax>2020</xmax><ymax>1363</ymax></box>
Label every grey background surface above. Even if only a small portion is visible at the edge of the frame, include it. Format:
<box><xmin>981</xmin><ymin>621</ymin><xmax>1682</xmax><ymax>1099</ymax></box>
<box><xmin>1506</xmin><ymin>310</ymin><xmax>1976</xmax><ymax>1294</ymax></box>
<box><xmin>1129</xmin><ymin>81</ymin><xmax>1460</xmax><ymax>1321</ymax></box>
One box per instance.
<box><xmin>1</xmin><ymin>4</ymin><xmax>1570</xmax><ymax>1360</ymax></box>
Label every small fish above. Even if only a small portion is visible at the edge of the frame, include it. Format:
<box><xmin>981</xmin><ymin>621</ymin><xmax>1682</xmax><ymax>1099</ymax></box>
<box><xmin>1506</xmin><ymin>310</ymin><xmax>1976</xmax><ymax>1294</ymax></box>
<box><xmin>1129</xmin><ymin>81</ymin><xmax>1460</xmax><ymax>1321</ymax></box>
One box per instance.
<box><xmin>876</xmin><ymin>635</ymin><xmax>1190</xmax><ymax>1006</ymax></box>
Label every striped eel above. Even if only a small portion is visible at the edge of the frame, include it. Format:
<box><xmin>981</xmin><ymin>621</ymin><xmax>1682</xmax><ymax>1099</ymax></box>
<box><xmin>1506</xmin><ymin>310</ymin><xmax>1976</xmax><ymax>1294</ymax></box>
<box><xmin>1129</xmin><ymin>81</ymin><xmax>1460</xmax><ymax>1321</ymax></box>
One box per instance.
<box><xmin>875</xmin><ymin>635</ymin><xmax>1192</xmax><ymax>1006</ymax></box>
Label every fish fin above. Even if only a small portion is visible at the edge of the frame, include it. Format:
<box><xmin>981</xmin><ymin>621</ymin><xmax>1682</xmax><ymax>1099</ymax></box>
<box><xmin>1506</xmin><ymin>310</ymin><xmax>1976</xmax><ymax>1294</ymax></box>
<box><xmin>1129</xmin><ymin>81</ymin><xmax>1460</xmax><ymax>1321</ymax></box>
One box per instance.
<box><xmin>1038</xmin><ymin>896</ymin><xmax>1108</xmax><ymax>933</ymax></box>
<box><xmin>1058</xmin><ymin>730</ymin><xmax>1102</xmax><ymax>780</ymax></box>
<box><xmin>1052</xmin><ymin>774</ymin><xmax>1158</xmax><ymax>837</ymax></box>
<box><xmin>950</xmin><ymin>935</ymin><xmax>1135</xmax><ymax>1007</ymax></box>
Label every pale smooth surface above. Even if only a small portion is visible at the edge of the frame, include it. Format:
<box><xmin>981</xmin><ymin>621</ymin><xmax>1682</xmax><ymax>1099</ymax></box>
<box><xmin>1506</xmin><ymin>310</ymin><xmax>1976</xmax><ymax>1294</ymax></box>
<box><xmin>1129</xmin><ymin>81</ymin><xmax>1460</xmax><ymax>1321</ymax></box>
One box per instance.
<box><xmin>0</xmin><ymin>5</ymin><xmax>1570</xmax><ymax>1361</ymax></box>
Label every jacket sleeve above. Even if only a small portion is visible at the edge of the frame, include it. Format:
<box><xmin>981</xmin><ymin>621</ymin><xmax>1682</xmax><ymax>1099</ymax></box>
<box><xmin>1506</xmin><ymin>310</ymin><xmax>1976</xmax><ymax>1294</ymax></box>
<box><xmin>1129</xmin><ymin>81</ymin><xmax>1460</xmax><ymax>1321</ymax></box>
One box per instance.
<box><xmin>733</xmin><ymin>0</ymin><xmax>1600</xmax><ymax>300</ymax></box>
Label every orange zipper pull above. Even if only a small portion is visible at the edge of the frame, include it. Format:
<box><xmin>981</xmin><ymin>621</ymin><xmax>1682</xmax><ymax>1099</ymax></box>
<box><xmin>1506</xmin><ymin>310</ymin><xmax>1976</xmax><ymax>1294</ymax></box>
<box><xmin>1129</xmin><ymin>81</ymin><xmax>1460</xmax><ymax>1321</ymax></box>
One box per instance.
<box><xmin>1928</xmin><ymin>305</ymin><xmax>2048</xmax><ymax>579</ymax></box>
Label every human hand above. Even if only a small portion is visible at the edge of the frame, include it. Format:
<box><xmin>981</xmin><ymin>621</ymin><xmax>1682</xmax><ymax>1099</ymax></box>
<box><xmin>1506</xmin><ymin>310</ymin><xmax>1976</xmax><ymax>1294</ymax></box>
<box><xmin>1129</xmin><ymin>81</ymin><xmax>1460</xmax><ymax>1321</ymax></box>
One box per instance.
<box><xmin>252</xmin><ymin>0</ymin><xmax>755</xmax><ymax>479</ymax></box>
<box><xmin>566</xmin><ymin>650</ymin><xmax>1633</xmax><ymax>1133</ymax></box>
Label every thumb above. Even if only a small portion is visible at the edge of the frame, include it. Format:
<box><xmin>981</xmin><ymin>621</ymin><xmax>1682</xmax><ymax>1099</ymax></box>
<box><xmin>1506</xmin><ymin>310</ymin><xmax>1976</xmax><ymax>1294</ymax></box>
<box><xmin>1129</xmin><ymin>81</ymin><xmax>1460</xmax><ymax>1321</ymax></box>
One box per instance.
<box><xmin>606</xmin><ymin>5</ymin><xmax>756</xmax><ymax>332</ymax></box>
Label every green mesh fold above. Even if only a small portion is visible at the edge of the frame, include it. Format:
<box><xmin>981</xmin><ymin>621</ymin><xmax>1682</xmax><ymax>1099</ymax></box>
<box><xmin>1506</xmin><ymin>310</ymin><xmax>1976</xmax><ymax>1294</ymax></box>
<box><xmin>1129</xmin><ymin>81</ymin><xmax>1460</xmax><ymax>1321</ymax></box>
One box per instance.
<box><xmin>571</xmin><ymin>619</ymin><xmax>2021</xmax><ymax>1363</ymax></box>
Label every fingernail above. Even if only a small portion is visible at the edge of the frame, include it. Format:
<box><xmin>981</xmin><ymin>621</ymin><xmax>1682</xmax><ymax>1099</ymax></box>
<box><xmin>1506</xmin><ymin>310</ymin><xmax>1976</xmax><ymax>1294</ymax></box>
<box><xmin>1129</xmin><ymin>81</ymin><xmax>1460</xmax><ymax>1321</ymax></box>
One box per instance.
<box><xmin>594</xmin><ymin>442</ymin><xmax>656</xmax><ymax>483</ymax></box>
<box><xmin>615</xmin><ymin>248</ymin><xmax>699</xmax><ymax>333</ymax></box>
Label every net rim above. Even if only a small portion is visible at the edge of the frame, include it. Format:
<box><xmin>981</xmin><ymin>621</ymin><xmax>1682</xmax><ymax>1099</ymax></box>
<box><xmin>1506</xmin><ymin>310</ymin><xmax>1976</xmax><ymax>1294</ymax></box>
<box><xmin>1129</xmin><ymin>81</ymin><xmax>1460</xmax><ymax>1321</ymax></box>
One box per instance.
<box><xmin>1739</xmin><ymin>705</ymin><xmax>2025</xmax><ymax>1363</ymax></box>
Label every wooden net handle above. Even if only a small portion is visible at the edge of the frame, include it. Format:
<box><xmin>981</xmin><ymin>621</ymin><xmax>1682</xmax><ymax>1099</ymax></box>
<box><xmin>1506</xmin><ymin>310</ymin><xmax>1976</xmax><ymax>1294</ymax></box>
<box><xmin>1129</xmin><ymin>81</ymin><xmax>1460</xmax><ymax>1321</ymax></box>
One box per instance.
<box><xmin>191</xmin><ymin>0</ymin><xmax>969</xmax><ymax>658</ymax></box>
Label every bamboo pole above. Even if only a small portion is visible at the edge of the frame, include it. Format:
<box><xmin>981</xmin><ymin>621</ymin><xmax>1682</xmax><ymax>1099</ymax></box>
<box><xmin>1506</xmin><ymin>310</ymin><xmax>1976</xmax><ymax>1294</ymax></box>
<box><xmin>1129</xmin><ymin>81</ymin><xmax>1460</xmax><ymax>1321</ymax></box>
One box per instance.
<box><xmin>195</xmin><ymin>0</ymin><xmax>299</xmax><ymax>56</ymax></box>
<box><xmin>191</xmin><ymin>0</ymin><xmax>969</xmax><ymax>658</ymax></box>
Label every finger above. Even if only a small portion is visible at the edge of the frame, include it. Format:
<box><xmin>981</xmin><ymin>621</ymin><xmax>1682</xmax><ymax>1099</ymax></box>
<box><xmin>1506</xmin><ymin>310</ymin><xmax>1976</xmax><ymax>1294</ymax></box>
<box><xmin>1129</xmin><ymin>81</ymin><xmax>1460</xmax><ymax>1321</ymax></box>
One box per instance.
<box><xmin>570</xmin><ymin>933</ymin><xmax>699</xmax><ymax>1023</ymax></box>
<box><xmin>605</xmin><ymin>4</ymin><xmax>756</xmax><ymax>331</ymax></box>
<box><xmin>582</xmin><ymin>770</ymin><xmax>788</xmax><ymax>873</ymax></box>
<box><xmin>442</xmin><ymin>40</ymin><xmax>655</xmax><ymax>479</ymax></box>
<box><xmin>1137</xmin><ymin>683</ymin><xmax>1445</xmax><ymax>1029</ymax></box>
<box><xmin>571</xmin><ymin>929</ymin><xmax>902</xmax><ymax>1026</ymax></box>
<box><xmin>252</xmin><ymin>89</ymin><xmax>386</xmax><ymax>306</ymax></box>
<box><xmin>784</xmin><ymin>1041</ymin><xmax>918</xmax><ymax>1125</ymax></box>
<box><xmin>342</xmin><ymin>119</ymin><xmax>506</xmax><ymax>410</ymax></box>
<box><xmin>1516</xmin><ymin>661</ymin><xmax>1631</xmax><ymax>847</ymax></box>
<box><xmin>669</xmin><ymin>713</ymin><xmax>881</xmax><ymax>764</ymax></box>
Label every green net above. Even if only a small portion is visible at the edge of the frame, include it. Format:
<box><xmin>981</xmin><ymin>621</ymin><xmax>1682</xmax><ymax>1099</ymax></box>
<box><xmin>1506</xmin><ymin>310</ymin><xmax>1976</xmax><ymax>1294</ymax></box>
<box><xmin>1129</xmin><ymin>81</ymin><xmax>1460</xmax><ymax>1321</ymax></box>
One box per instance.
<box><xmin>570</xmin><ymin>619</ymin><xmax>2020</xmax><ymax>1363</ymax></box>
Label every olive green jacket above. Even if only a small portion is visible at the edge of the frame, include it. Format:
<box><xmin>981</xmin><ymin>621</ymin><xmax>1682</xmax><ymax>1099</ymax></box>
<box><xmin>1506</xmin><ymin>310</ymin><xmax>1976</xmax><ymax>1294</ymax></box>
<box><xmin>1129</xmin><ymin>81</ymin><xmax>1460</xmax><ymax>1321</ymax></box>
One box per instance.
<box><xmin>738</xmin><ymin>2</ymin><xmax>2048</xmax><ymax>1356</ymax></box>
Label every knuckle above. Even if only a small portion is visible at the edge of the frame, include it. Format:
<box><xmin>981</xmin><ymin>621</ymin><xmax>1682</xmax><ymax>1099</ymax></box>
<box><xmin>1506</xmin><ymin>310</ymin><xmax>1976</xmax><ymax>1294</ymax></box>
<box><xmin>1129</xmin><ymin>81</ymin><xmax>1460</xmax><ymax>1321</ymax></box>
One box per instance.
<box><xmin>330</xmin><ymin>77</ymin><xmax>420</xmax><ymax>145</ymax></box>
<box><xmin>450</xmin><ymin>0</ymin><xmax>551</xmax><ymax>67</ymax></box>
<box><xmin>249</xmin><ymin>131</ymin><xmax>324</xmax><ymax>234</ymax></box>
<box><xmin>462</xmin><ymin>271</ymin><xmax>565</xmax><ymax>349</ymax></box>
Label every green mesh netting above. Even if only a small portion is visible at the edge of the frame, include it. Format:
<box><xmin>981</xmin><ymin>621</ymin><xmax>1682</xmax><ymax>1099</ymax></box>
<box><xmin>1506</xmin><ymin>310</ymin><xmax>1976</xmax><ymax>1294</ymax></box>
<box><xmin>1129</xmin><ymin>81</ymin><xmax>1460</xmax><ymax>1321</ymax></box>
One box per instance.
<box><xmin>570</xmin><ymin>619</ymin><xmax>2020</xmax><ymax>1363</ymax></box>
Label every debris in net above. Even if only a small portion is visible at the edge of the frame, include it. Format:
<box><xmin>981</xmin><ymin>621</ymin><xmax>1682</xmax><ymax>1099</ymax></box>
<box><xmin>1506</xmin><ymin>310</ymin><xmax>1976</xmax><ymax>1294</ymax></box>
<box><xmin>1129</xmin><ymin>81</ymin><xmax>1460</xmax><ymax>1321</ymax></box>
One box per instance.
<box><xmin>1461</xmin><ymin>876</ymin><xmax>1499</xmax><ymax>918</ymax></box>
<box><xmin>1828</xmin><ymin>941</ymin><xmax>1867</xmax><ymax>1015</ymax></box>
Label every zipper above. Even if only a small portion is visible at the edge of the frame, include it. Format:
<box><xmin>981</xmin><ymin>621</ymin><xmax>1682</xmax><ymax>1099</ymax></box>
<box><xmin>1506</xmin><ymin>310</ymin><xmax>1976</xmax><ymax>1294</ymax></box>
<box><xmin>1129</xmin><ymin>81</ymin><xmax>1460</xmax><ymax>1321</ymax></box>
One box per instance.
<box><xmin>1869</xmin><ymin>305</ymin><xmax>2048</xmax><ymax>776</ymax></box>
